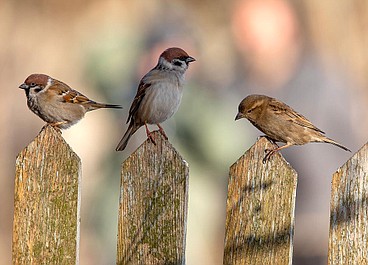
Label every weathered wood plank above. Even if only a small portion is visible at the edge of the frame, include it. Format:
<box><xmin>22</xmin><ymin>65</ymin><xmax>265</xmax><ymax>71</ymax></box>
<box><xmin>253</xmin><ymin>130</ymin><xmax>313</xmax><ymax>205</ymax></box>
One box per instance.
<box><xmin>224</xmin><ymin>137</ymin><xmax>297</xmax><ymax>265</ymax></box>
<box><xmin>117</xmin><ymin>131</ymin><xmax>189</xmax><ymax>265</ymax></box>
<box><xmin>13</xmin><ymin>125</ymin><xmax>81</xmax><ymax>265</ymax></box>
<box><xmin>328</xmin><ymin>142</ymin><xmax>368</xmax><ymax>265</ymax></box>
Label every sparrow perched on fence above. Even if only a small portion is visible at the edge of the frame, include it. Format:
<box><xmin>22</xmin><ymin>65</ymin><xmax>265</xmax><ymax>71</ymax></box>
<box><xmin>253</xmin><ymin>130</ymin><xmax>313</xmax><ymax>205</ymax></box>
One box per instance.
<box><xmin>115</xmin><ymin>47</ymin><xmax>195</xmax><ymax>151</ymax></box>
<box><xmin>235</xmin><ymin>94</ymin><xmax>351</xmax><ymax>163</ymax></box>
<box><xmin>19</xmin><ymin>74</ymin><xmax>122</xmax><ymax>129</ymax></box>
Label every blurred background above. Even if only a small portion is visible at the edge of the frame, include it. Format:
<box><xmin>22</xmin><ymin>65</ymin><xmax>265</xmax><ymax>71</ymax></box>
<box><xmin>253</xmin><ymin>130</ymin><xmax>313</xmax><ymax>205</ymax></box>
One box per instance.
<box><xmin>1</xmin><ymin>0</ymin><xmax>368</xmax><ymax>264</ymax></box>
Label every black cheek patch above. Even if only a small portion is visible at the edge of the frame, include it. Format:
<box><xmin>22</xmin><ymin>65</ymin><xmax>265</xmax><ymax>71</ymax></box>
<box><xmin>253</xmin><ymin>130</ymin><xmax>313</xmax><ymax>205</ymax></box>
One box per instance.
<box><xmin>174</xmin><ymin>61</ymin><xmax>183</xmax><ymax>66</ymax></box>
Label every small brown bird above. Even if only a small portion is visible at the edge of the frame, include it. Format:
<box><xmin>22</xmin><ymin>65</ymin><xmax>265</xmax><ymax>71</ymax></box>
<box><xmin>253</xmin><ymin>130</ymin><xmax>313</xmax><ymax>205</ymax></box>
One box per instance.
<box><xmin>19</xmin><ymin>74</ymin><xmax>122</xmax><ymax>129</ymax></box>
<box><xmin>115</xmin><ymin>47</ymin><xmax>195</xmax><ymax>151</ymax></box>
<box><xmin>235</xmin><ymin>94</ymin><xmax>351</xmax><ymax>162</ymax></box>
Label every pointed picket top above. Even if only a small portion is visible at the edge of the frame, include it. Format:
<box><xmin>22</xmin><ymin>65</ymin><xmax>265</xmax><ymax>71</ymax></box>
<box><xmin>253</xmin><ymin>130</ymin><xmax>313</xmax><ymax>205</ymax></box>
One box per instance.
<box><xmin>224</xmin><ymin>137</ymin><xmax>297</xmax><ymax>265</ymax></box>
<box><xmin>328</xmin><ymin>142</ymin><xmax>368</xmax><ymax>265</ymax></box>
<box><xmin>13</xmin><ymin>125</ymin><xmax>81</xmax><ymax>264</ymax></box>
<box><xmin>117</xmin><ymin>131</ymin><xmax>189</xmax><ymax>265</ymax></box>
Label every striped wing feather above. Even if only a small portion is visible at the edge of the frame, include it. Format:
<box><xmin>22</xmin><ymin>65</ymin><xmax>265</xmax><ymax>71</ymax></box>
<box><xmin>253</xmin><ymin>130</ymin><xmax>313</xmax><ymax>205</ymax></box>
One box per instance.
<box><xmin>269</xmin><ymin>98</ymin><xmax>325</xmax><ymax>134</ymax></box>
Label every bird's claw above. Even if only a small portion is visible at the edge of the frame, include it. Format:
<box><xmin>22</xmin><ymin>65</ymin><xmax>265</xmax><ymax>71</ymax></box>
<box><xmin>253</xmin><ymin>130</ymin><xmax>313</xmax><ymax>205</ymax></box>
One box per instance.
<box><xmin>148</xmin><ymin>133</ymin><xmax>157</xmax><ymax>145</ymax></box>
<box><xmin>145</xmin><ymin>123</ymin><xmax>157</xmax><ymax>145</ymax></box>
<box><xmin>158</xmin><ymin>128</ymin><xmax>168</xmax><ymax>140</ymax></box>
<box><xmin>44</xmin><ymin>123</ymin><xmax>63</xmax><ymax>133</ymax></box>
<box><xmin>263</xmin><ymin>149</ymin><xmax>274</xmax><ymax>164</ymax></box>
<box><xmin>157</xmin><ymin>124</ymin><xmax>168</xmax><ymax>140</ymax></box>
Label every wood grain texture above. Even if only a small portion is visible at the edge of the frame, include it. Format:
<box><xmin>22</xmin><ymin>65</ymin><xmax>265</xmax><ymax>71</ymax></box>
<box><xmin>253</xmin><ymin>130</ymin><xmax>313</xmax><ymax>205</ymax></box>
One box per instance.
<box><xmin>117</xmin><ymin>131</ymin><xmax>189</xmax><ymax>265</ymax></box>
<box><xmin>328</xmin><ymin>142</ymin><xmax>368</xmax><ymax>265</ymax></box>
<box><xmin>224</xmin><ymin>137</ymin><xmax>297</xmax><ymax>265</ymax></box>
<box><xmin>13</xmin><ymin>125</ymin><xmax>81</xmax><ymax>265</ymax></box>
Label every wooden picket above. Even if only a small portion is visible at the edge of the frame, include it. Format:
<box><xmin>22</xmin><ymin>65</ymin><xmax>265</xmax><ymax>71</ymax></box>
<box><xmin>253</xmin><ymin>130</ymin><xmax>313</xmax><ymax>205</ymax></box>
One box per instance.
<box><xmin>223</xmin><ymin>137</ymin><xmax>297</xmax><ymax>265</ymax></box>
<box><xmin>11</xmin><ymin>125</ymin><xmax>368</xmax><ymax>265</ymax></box>
<box><xmin>328</xmin><ymin>142</ymin><xmax>368</xmax><ymax>265</ymax></box>
<box><xmin>116</xmin><ymin>131</ymin><xmax>189</xmax><ymax>265</ymax></box>
<box><xmin>13</xmin><ymin>125</ymin><xmax>81</xmax><ymax>264</ymax></box>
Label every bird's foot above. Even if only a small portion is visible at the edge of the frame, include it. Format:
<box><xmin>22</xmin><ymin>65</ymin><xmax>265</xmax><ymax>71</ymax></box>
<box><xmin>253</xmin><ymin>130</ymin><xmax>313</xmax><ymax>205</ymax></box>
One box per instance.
<box><xmin>145</xmin><ymin>123</ymin><xmax>157</xmax><ymax>145</ymax></box>
<box><xmin>263</xmin><ymin>149</ymin><xmax>275</xmax><ymax>164</ymax></box>
<box><xmin>157</xmin><ymin>124</ymin><xmax>168</xmax><ymax>140</ymax></box>
<box><xmin>45</xmin><ymin>122</ymin><xmax>65</xmax><ymax>133</ymax></box>
<box><xmin>148</xmin><ymin>133</ymin><xmax>157</xmax><ymax>145</ymax></box>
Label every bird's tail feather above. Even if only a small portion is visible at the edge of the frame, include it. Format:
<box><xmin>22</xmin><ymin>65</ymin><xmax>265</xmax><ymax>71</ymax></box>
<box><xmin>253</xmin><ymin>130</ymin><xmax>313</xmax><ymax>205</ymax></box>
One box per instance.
<box><xmin>90</xmin><ymin>102</ymin><xmax>122</xmax><ymax>110</ymax></box>
<box><xmin>102</xmin><ymin>103</ymin><xmax>122</xmax><ymax>109</ymax></box>
<box><xmin>323</xmin><ymin>137</ymin><xmax>351</xmax><ymax>152</ymax></box>
<box><xmin>116</xmin><ymin>123</ymin><xmax>138</xmax><ymax>151</ymax></box>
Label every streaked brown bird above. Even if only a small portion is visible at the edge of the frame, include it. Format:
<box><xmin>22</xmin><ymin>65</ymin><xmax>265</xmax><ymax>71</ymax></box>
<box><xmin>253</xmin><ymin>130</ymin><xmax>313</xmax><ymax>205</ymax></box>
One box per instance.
<box><xmin>235</xmin><ymin>94</ymin><xmax>351</xmax><ymax>162</ymax></box>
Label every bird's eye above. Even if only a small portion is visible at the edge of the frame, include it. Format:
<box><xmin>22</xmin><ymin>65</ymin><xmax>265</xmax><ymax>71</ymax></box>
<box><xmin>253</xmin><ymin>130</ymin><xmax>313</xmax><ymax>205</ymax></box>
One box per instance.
<box><xmin>30</xmin><ymin>82</ymin><xmax>36</xmax><ymax>87</ymax></box>
<box><xmin>247</xmin><ymin>109</ymin><xmax>253</xmax><ymax>113</ymax></box>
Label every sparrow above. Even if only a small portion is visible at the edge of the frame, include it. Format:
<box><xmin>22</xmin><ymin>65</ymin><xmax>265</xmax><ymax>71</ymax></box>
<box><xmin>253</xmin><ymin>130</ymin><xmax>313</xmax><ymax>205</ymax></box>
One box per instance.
<box><xmin>235</xmin><ymin>94</ymin><xmax>351</xmax><ymax>163</ymax></box>
<box><xmin>19</xmin><ymin>74</ymin><xmax>122</xmax><ymax>129</ymax></box>
<box><xmin>115</xmin><ymin>47</ymin><xmax>195</xmax><ymax>151</ymax></box>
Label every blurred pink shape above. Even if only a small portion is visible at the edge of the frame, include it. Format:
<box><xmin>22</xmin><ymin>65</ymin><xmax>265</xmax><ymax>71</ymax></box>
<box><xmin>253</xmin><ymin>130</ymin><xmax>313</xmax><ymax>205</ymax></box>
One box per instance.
<box><xmin>232</xmin><ymin>0</ymin><xmax>301</xmax><ymax>88</ymax></box>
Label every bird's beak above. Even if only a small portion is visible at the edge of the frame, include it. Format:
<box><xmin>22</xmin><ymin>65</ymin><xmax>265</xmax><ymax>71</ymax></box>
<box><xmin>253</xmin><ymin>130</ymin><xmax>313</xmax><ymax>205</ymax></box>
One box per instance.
<box><xmin>186</xmin><ymin>56</ymin><xmax>196</xmax><ymax>63</ymax></box>
<box><xmin>19</xmin><ymin>83</ymin><xmax>28</xmax><ymax>90</ymax></box>
<box><xmin>235</xmin><ymin>112</ymin><xmax>243</xmax><ymax>121</ymax></box>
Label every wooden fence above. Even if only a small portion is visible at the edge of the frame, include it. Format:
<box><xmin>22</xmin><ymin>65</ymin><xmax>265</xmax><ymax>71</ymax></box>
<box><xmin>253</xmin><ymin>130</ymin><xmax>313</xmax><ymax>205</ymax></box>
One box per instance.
<box><xmin>12</xmin><ymin>125</ymin><xmax>368</xmax><ymax>264</ymax></box>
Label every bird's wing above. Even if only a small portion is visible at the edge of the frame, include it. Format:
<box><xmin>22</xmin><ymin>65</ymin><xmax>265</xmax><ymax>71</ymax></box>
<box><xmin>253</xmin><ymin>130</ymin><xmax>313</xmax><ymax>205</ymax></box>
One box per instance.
<box><xmin>52</xmin><ymin>80</ymin><xmax>93</xmax><ymax>105</ymax></box>
<box><xmin>126</xmin><ymin>80</ymin><xmax>151</xmax><ymax>124</ymax></box>
<box><xmin>269</xmin><ymin>99</ymin><xmax>325</xmax><ymax>134</ymax></box>
<box><xmin>63</xmin><ymin>90</ymin><xmax>92</xmax><ymax>105</ymax></box>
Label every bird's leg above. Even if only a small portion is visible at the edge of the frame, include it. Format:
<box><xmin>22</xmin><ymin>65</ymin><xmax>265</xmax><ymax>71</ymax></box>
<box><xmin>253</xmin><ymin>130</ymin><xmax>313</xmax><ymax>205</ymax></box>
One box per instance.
<box><xmin>157</xmin><ymin>124</ymin><xmax>168</xmax><ymax>140</ymax></box>
<box><xmin>263</xmin><ymin>143</ymin><xmax>293</xmax><ymax>164</ymax></box>
<box><xmin>47</xmin><ymin>121</ymin><xmax>67</xmax><ymax>133</ymax></box>
<box><xmin>263</xmin><ymin>149</ymin><xmax>276</xmax><ymax>164</ymax></box>
<box><xmin>263</xmin><ymin>137</ymin><xmax>279</xmax><ymax>157</ymax></box>
<box><xmin>49</xmin><ymin>121</ymin><xmax>68</xmax><ymax>127</ymax></box>
<box><xmin>145</xmin><ymin>122</ymin><xmax>156</xmax><ymax>145</ymax></box>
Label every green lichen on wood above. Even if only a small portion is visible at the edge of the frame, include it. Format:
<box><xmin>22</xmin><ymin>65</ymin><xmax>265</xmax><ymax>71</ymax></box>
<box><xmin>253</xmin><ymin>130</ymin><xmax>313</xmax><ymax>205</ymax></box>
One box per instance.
<box><xmin>117</xmin><ymin>131</ymin><xmax>189</xmax><ymax>265</ymax></box>
<box><xmin>13</xmin><ymin>125</ymin><xmax>81</xmax><ymax>265</ymax></box>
